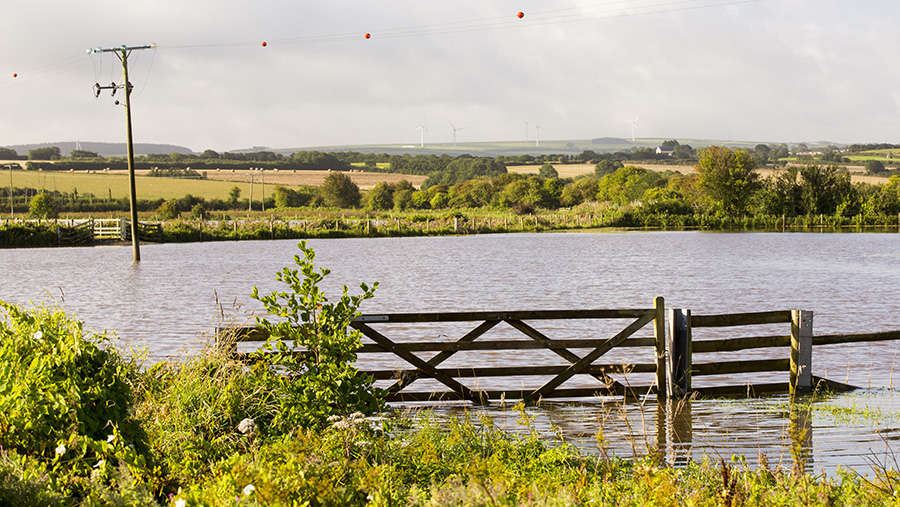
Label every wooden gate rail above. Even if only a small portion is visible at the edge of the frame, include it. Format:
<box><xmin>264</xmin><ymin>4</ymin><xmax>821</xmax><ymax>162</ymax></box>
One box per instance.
<box><xmin>220</xmin><ymin>297</ymin><xmax>667</xmax><ymax>405</ymax></box>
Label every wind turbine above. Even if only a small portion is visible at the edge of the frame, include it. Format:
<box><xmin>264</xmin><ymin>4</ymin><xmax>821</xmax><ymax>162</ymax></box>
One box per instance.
<box><xmin>626</xmin><ymin>116</ymin><xmax>639</xmax><ymax>142</ymax></box>
<box><xmin>522</xmin><ymin>119</ymin><xmax>529</xmax><ymax>142</ymax></box>
<box><xmin>535</xmin><ymin>125</ymin><xmax>543</xmax><ymax>147</ymax></box>
<box><xmin>413</xmin><ymin>118</ymin><xmax>433</xmax><ymax>148</ymax></box>
<box><xmin>448</xmin><ymin>121</ymin><xmax>467</xmax><ymax>149</ymax></box>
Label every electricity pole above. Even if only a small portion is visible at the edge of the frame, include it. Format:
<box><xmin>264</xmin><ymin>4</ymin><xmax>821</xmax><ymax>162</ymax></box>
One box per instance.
<box><xmin>88</xmin><ymin>43</ymin><xmax>156</xmax><ymax>262</ymax></box>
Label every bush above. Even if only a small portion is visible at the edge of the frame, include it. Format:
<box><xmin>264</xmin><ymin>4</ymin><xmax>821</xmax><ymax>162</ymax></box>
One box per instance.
<box><xmin>250</xmin><ymin>241</ymin><xmax>385</xmax><ymax>431</ymax></box>
<box><xmin>156</xmin><ymin>200</ymin><xmax>179</xmax><ymax>220</ymax></box>
<box><xmin>28</xmin><ymin>192</ymin><xmax>59</xmax><ymax>219</ymax></box>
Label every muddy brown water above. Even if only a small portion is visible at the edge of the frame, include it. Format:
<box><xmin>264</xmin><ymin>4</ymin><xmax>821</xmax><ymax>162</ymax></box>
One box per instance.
<box><xmin>2</xmin><ymin>231</ymin><xmax>899</xmax><ymax>474</ymax></box>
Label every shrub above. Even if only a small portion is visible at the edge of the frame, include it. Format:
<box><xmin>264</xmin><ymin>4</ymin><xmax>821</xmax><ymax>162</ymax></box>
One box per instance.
<box><xmin>250</xmin><ymin>240</ymin><xmax>385</xmax><ymax>431</ymax></box>
<box><xmin>28</xmin><ymin>192</ymin><xmax>59</xmax><ymax>219</ymax></box>
<box><xmin>156</xmin><ymin>200</ymin><xmax>179</xmax><ymax>220</ymax></box>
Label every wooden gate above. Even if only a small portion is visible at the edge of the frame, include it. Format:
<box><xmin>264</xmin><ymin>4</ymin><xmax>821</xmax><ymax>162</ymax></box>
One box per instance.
<box><xmin>221</xmin><ymin>297</ymin><xmax>667</xmax><ymax>404</ymax></box>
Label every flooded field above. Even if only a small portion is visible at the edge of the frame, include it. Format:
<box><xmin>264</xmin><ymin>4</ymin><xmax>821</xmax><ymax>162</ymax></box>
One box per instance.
<box><xmin>2</xmin><ymin>231</ymin><xmax>899</xmax><ymax>474</ymax></box>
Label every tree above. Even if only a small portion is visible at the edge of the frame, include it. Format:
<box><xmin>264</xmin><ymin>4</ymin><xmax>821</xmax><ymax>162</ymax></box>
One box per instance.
<box><xmin>69</xmin><ymin>150</ymin><xmax>99</xmax><ymax>158</ymax></box>
<box><xmin>695</xmin><ymin>146</ymin><xmax>760</xmax><ymax>215</ymax></box>
<box><xmin>191</xmin><ymin>202</ymin><xmax>207</xmax><ymax>219</ymax></box>
<box><xmin>201</xmin><ymin>149</ymin><xmax>220</xmax><ymax>159</ymax></box>
<box><xmin>364</xmin><ymin>182</ymin><xmax>393</xmax><ymax>211</ymax></box>
<box><xmin>28</xmin><ymin>147</ymin><xmax>61</xmax><ymax>160</ymax></box>
<box><xmin>865</xmin><ymin>160</ymin><xmax>887</xmax><ymax>175</ymax></box>
<box><xmin>0</xmin><ymin>147</ymin><xmax>19</xmax><ymax>159</ymax></box>
<box><xmin>319</xmin><ymin>172</ymin><xmax>360</xmax><ymax>208</ymax></box>
<box><xmin>674</xmin><ymin>144</ymin><xmax>694</xmax><ymax>160</ymax></box>
<box><xmin>538</xmin><ymin>163</ymin><xmax>559</xmax><ymax>179</ymax></box>
<box><xmin>392</xmin><ymin>180</ymin><xmax>415</xmax><ymax>211</ymax></box>
<box><xmin>228</xmin><ymin>186</ymin><xmax>241</xmax><ymax>205</ymax></box>
<box><xmin>595</xmin><ymin>159</ymin><xmax>624</xmax><ymax>178</ymax></box>
<box><xmin>596</xmin><ymin>166</ymin><xmax>664</xmax><ymax>207</ymax></box>
<box><xmin>156</xmin><ymin>200</ymin><xmax>179</xmax><ymax>219</ymax></box>
<box><xmin>28</xmin><ymin>192</ymin><xmax>58</xmax><ymax>219</ymax></box>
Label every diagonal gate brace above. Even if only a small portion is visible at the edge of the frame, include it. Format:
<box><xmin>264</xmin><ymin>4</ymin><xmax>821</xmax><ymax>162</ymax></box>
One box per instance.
<box><xmin>351</xmin><ymin>321</ymin><xmax>489</xmax><ymax>405</ymax></box>
<box><xmin>523</xmin><ymin>313</ymin><xmax>655</xmax><ymax>404</ymax></box>
<box><xmin>385</xmin><ymin>320</ymin><xmax>499</xmax><ymax>393</ymax></box>
<box><xmin>505</xmin><ymin>319</ymin><xmax>625</xmax><ymax>390</ymax></box>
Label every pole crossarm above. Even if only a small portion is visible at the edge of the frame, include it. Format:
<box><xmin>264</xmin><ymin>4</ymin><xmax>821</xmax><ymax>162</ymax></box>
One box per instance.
<box><xmin>87</xmin><ymin>44</ymin><xmax>157</xmax><ymax>54</ymax></box>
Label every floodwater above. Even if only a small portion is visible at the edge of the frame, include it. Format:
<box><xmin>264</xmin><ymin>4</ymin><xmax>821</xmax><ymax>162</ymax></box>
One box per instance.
<box><xmin>1</xmin><ymin>231</ymin><xmax>899</xmax><ymax>474</ymax></box>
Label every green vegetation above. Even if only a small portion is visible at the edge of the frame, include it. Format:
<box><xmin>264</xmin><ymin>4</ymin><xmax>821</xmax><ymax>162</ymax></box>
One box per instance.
<box><xmin>2</xmin><ymin>244</ymin><xmax>900</xmax><ymax>505</ymax></box>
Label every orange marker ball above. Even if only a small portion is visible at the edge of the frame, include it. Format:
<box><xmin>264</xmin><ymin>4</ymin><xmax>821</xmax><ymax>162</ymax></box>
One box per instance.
<box><xmin>12</xmin><ymin>73</ymin><xmax>17</xmax><ymax>78</ymax></box>
<box><xmin>517</xmin><ymin>11</ymin><xmax>524</xmax><ymax>18</ymax></box>
<box><xmin>261</xmin><ymin>41</ymin><xmax>267</xmax><ymax>47</ymax></box>
<box><xmin>364</xmin><ymin>33</ymin><xmax>371</xmax><ymax>39</ymax></box>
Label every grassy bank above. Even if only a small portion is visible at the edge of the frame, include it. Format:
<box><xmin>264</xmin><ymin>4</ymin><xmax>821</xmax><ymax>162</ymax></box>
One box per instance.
<box><xmin>4</xmin><ymin>209</ymin><xmax>900</xmax><ymax>248</ymax></box>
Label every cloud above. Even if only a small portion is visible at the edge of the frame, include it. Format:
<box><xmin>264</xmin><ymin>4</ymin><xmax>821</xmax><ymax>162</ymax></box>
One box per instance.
<box><xmin>3</xmin><ymin>0</ymin><xmax>900</xmax><ymax>151</ymax></box>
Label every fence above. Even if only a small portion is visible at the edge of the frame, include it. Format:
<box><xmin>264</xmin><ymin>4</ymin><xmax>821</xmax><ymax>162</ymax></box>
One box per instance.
<box><xmin>221</xmin><ymin>298</ymin><xmax>667</xmax><ymax>404</ymax></box>
<box><xmin>220</xmin><ymin>300</ymin><xmax>900</xmax><ymax>404</ymax></box>
<box><xmin>55</xmin><ymin>218</ymin><xmax>162</xmax><ymax>244</ymax></box>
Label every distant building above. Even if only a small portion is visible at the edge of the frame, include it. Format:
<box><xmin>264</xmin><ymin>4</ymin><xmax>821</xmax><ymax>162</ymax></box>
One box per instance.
<box><xmin>656</xmin><ymin>146</ymin><xmax>676</xmax><ymax>156</ymax></box>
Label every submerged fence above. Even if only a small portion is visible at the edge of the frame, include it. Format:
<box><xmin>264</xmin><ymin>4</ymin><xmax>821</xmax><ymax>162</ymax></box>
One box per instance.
<box><xmin>221</xmin><ymin>298</ymin><xmax>898</xmax><ymax>404</ymax></box>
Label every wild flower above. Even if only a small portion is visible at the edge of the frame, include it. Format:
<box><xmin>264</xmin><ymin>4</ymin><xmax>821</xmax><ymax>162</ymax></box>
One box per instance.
<box><xmin>355</xmin><ymin>441</ymin><xmax>371</xmax><ymax>448</ymax></box>
<box><xmin>54</xmin><ymin>443</ymin><xmax>66</xmax><ymax>456</ymax></box>
<box><xmin>32</xmin><ymin>330</ymin><xmax>42</xmax><ymax>340</ymax></box>
<box><xmin>332</xmin><ymin>419</ymin><xmax>352</xmax><ymax>430</ymax></box>
<box><xmin>175</xmin><ymin>499</ymin><xmax>186</xmax><ymax>507</ymax></box>
<box><xmin>243</xmin><ymin>484</ymin><xmax>256</xmax><ymax>496</ymax></box>
<box><xmin>107</xmin><ymin>434</ymin><xmax>116</xmax><ymax>444</ymax></box>
<box><xmin>238</xmin><ymin>418</ymin><xmax>257</xmax><ymax>435</ymax></box>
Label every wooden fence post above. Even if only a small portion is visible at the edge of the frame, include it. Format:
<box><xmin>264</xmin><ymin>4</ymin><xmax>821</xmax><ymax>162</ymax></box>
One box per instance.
<box><xmin>790</xmin><ymin>310</ymin><xmax>813</xmax><ymax>395</ymax></box>
<box><xmin>654</xmin><ymin>296</ymin><xmax>667</xmax><ymax>401</ymax></box>
<box><xmin>667</xmin><ymin>308</ymin><xmax>692</xmax><ymax>397</ymax></box>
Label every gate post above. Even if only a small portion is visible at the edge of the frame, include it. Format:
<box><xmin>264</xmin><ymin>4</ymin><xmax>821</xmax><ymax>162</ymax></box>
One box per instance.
<box><xmin>790</xmin><ymin>310</ymin><xmax>813</xmax><ymax>395</ymax></box>
<box><xmin>667</xmin><ymin>309</ymin><xmax>692</xmax><ymax>397</ymax></box>
<box><xmin>654</xmin><ymin>296</ymin><xmax>667</xmax><ymax>401</ymax></box>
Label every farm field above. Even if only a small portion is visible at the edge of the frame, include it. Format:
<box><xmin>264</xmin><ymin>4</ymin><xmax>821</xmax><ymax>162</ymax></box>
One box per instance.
<box><xmin>508</xmin><ymin>162</ymin><xmax>891</xmax><ymax>185</ymax></box>
<box><xmin>5</xmin><ymin>167</ymin><xmax>427</xmax><ymax>200</ymax></box>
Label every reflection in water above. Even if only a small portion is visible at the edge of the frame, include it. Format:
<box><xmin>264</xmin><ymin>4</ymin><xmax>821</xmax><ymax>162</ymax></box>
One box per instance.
<box><xmin>424</xmin><ymin>388</ymin><xmax>900</xmax><ymax>476</ymax></box>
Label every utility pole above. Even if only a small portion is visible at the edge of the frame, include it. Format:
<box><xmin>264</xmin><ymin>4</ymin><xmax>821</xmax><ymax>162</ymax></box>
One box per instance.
<box><xmin>249</xmin><ymin>171</ymin><xmax>254</xmax><ymax>213</ymax></box>
<box><xmin>9</xmin><ymin>164</ymin><xmax>13</xmax><ymax>219</ymax></box>
<box><xmin>88</xmin><ymin>43</ymin><xmax>156</xmax><ymax>262</ymax></box>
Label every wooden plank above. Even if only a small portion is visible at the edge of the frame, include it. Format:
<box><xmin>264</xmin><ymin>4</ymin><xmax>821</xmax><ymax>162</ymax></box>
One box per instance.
<box><xmin>690</xmin><ymin>383</ymin><xmax>790</xmax><ymax>398</ymax></box>
<box><xmin>384</xmin><ymin>385</ymin><xmax>658</xmax><ymax>402</ymax></box>
<box><xmin>222</xmin><ymin>331</ymin><xmax>656</xmax><ymax>351</ymax></box>
<box><xmin>526</xmin><ymin>312</ymin><xmax>656</xmax><ymax>403</ymax></box>
<box><xmin>691</xmin><ymin>311</ymin><xmax>792</xmax><ymax>328</ymax></box>
<box><xmin>791</xmin><ymin>310</ymin><xmax>813</xmax><ymax>395</ymax></box>
<box><xmin>352</xmin><ymin>308</ymin><xmax>654</xmax><ymax>323</ymax></box>
<box><xmin>365</xmin><ymin>363</ymin><xmax>657</xmax><ymax>380</ymax></box>
<box><xmin>691</xmin><ymin>335</ymin><xmax>791</xmax><ymax>353</ymax></box>
<box><xmin>811</xmin><ymin>375</ymin><xmax>858</xmax><ymax>392</ymax></box>
<box><xmin>351</xmin><ymin>322</ymin><xmax>487</xmax><ymax>405</ymax></box>
<box><xmin>653</xmin><ymin>297</ymin><xmax>666</xmax><ymax>400</ymax></box>
<box><xmin>813</xmin><ymin>331</ymin><xmax>900</xmax><ymax>346</ymax></box>
<box><xmin>692</xmin><ymin>358</ymin><xmax>789</xmax><ymax>376</ymax></box>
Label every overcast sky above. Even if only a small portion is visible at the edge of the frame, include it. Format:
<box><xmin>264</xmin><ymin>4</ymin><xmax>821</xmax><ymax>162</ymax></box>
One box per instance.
<box><xmin>2</xmin><ymin>0</ymin><xmax>899</xmax><ymax>152</ymax></box>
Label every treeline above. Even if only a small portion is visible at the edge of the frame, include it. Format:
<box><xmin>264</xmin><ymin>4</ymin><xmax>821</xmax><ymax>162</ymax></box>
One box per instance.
<box><xmin>350</xmin><ymin>147</ymin><xmax>900</xmax><ymax>221</ymax></box>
